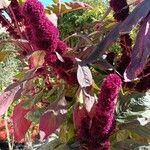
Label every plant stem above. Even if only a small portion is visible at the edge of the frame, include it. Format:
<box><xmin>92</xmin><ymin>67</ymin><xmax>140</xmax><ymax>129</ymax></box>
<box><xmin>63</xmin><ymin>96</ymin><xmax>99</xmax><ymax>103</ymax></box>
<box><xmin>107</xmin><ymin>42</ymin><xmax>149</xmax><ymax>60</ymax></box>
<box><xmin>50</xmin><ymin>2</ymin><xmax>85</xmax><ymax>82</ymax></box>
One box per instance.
<box><xmin>8</xmin><ymin>6</ymin><xmax>23</xmax><ymax>39</ymax></box>
<box><xmin>4</xmin><ymin>111</ymin><xmax>13</xmax><ymax>150</ymax></box>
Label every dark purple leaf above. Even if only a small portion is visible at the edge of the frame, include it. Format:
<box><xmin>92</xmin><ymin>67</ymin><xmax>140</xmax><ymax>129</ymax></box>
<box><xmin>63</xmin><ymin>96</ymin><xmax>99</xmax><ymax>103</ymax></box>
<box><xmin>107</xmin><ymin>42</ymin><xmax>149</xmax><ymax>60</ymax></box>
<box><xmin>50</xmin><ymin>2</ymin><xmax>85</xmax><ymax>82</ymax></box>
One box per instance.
<box><xmin>77</xmin><ymin>65</ymin><xmax>93</xmax><ymax>88</ymax></box>
<box><xmin>124</xmin><ymin>15</ymin><xmax>150</xmax><ymax>81</ymax></box>
<box><xmin>81</xmin><ymin>24</ymin><xmax>120</xmax><ymax>65</ymax></box>
<box><xmin>39</xmin><ymin>96</ymin><xmax>67</xmax><ymax>141</ymax></box>
<box><xmin>120</xmin><ymin>0</ymin><xmax>150</xmax><ymax>34</ymax></box>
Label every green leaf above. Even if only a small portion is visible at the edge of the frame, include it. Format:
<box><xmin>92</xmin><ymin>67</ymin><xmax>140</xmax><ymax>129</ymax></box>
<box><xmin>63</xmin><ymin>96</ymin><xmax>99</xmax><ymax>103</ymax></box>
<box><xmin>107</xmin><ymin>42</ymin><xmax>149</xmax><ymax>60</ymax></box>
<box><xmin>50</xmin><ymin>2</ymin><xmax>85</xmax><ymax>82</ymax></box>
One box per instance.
<box><xmin>59</xmin><ymin>123</ymin><xmax>75</xmax><ymax>143</ymax></box>
<box><xmin>17</xmin><ymin>0</ymin><xmax>26</xmax><ymax>5</ymax></box>
<box><xmin>116</xmin><ymin>129</ymin><xmax>131</xmax><ymax>142</ymax></box>
<box><xmin>54</xmin><ymin>144</ymin><xmax>70</xmax><ymax>150</ymax></box>
<box><xmin>111</xmin><ymin>139</ymin><xmax>148</xmax><ymax>150</ymax></box>
<box><xmin>119</xmin><ymin>121</ymin><xmax>150</xmax><ymax>139</ymax></box>
<box><xmin>38</xmin><ymin>138</ymin><xmax>62</xmax><ymax>150</ymax></box>
<box><xmin>23</xmin><ymin>90</ymin><xmax>44</xmax><ymax>108</ymax></box>
<box><xmin>53</xmin><ymin>0</ymin><xmax>60</xmax><ymax>4</ymax></box>
<box><xmin>116</xmin><ymin>91</ymin><xmax>150</xmax><ymax>123</ymax></box>
<box><xmin>25</xmin><ymin>108</ymin><xmax>44</xmax><ymax>123</ymax></box>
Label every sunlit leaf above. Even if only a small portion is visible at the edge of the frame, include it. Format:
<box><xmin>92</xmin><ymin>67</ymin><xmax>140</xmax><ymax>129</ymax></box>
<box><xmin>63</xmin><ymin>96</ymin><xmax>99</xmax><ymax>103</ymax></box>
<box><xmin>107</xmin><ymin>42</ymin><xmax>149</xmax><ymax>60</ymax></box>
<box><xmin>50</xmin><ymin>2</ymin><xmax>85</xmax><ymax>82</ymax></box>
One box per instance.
<box><xmin>0</xmin><ymin>82</ymin><xmax>23</xmax><ymax>116</ymax></box>
<box><xmin>120</xmin><ymin>0</ymin><xmax>150</xmax><ymax>34</ymax></box>
<box><xmin>82</xmin><ymin>87</ymin><xmax>96</xmax><ymax>113</ymax></box>
<box><xmin>46</xmin><ymin>2</ymin><xmax>92</xmax><ymax>15</ymax></box>
<box><xmin>29</xmin><ymin>51</ymin><xmax>46</xmax><ymax>68</ymax></box>
<box><xmin>116</xmin><ymin>129</ymin><xmax>131</xmax><ymax>142</ymax></box>
<box><xmin>0</xmin><ymin>0</ymin><xmax>11</xmax><ymax>9</ymax></box>
<box><xmin>0</xmin><ymin>51</ymin><xmax>11</xmax><ymax>62</ymax></box>
<box><xmin>77</xmin><ymin>65</ymin><xmax>93</xmax><ymax>88</ymax></box>
<box><xmin>117</xmin><ymin>91</ymin><xmax>150</xmax><ymax>123</ymax></box>
<box><xmin>17</xmin><ymin>0</ymin><xmax>26</xmax><ymax>5</ymax></box>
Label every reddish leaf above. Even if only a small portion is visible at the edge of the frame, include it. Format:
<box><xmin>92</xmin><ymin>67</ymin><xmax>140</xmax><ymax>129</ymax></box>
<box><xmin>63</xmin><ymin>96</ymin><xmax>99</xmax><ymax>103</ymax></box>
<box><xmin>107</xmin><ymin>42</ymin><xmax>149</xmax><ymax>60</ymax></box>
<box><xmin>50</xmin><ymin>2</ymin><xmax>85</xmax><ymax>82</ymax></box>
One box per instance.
<box><xmin>73</xmin><ymin>104</ymin><xmax>87</xmax><ymax>130</ymax></box>
<box><xmin>39</xmin><ymin>96</ymin><xmax>67</xmax><ymax>141</ymax></box>
<box><xmin>77</xmin><ymin>65</ymin><xmax>93</xmax><ymax>88</ymax></box>
<box><xmin>0</xmin><ymin>83</ymin><xmax>23</xmax><ymax>116</ymax></box>
<box><xmin>29</xmin><ymin>51</ymin><xmax>46</xmax><ymax>68</ymax></box>
<box><xmin>120</xmin><ymin>0</ymin><xmax>150</xmax><ymax>34</ymax></box>
<box><xmin>12</xmin><ymin>102</ymin><xmax>32</xmax><ymax>142</ymax></box>
<box><xmin>124</xmin><ymin>15</ymin><xmax>150</xmax><ymax>81</ymax></box>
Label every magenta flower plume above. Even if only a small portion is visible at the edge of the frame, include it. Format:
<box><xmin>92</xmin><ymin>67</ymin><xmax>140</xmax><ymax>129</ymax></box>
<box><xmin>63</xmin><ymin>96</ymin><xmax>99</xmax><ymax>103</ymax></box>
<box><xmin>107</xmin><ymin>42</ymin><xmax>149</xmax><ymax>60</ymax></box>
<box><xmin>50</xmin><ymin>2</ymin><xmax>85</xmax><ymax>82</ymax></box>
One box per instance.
<box><xmin>33</xmin><ymin>17</ymin><xmax>59</xmax><ymax>51</ymax></box>
<box><xmin>74</xmin><ymin>74</ymin><xmax>122</xmax><ymax>150</ymax></box>
<box><xmin>23</xmin><ymin>0</ymin><xmax>75</xmax><ymax>85</ymax></box>
<box><xmin>56</xmin><ymin>40</ymin><xmax>68</xmax><ymax>54</ymax></box>
<box><xmin>110</xmin><ymin>0</ymin><xmax>129</xmax><ymax>21</ymax></box>
<box><xmin>23</xmin><ymin>0</ymin><xmax>45</xmax><ymax>24</ymax></box>
<box><xmin>23</xmin><ymin>0</ymin><xmax>59</xmax><ymax>52</ymax></box>
<box><xmin>92</xmin><ymin>74</ymin><xmax>122</xmax><ymax>136</ymax></box>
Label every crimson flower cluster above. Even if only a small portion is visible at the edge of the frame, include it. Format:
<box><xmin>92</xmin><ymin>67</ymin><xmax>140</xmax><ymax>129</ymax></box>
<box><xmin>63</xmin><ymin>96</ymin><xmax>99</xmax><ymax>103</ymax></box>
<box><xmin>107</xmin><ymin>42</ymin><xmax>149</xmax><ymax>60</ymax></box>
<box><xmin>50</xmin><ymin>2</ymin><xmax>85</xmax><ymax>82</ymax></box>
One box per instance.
<box><xmin>75</xmin><ymin>74</ymin><xmax>122</xmax><ymax>150</ymax></box>
<box><xmin>23</xmin><ymin>0</ymin><xmax>77</xmax><ymax>85</ymax></box>
<box><xmin>22</xmin><ymin>0</ymin><xmax>59</xmax><ymax>52</ymax></box>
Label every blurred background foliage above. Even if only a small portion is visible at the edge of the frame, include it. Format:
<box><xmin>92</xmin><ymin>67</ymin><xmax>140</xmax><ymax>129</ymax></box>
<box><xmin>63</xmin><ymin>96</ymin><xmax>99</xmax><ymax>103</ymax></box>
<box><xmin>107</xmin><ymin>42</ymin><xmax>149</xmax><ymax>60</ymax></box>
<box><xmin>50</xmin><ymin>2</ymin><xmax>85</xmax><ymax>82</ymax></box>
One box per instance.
<box><xmin>59</xmin><ymin>0</ymin><xmax>110</xmax><ymax>38</ymax></box>
<box><xmin>0</xmin><ymin>31</ymin><xmax>21</xmax><ymax>91</ymax></box>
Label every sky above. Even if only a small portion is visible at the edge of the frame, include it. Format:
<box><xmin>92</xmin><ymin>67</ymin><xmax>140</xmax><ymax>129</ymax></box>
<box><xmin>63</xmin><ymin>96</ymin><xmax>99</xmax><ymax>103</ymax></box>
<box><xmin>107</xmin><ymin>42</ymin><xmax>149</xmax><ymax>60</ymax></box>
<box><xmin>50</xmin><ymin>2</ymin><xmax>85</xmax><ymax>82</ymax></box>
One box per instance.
<box><xmin>39</xmin><ymin>0</ymin><xmax>72</xmax><ymax>6</ymax></box>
